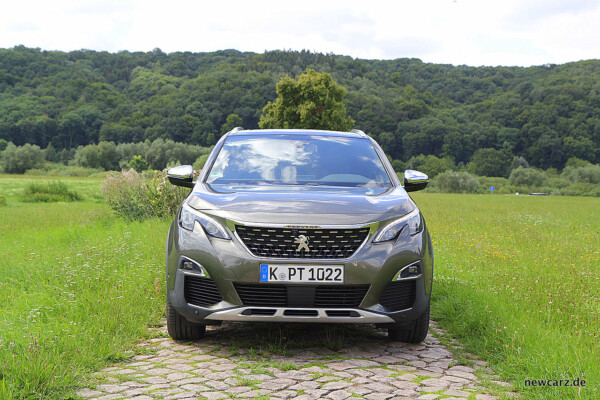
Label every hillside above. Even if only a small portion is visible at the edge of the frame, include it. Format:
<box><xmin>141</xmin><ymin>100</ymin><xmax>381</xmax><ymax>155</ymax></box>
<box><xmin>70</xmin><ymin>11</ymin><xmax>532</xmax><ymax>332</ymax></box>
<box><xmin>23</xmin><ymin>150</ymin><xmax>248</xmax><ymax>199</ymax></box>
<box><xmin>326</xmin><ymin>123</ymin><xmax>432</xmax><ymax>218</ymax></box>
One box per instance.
<box><xmin>1</xmin><ymin>46</ymin><xmax>599</xmax><ymax>169</ymax></box>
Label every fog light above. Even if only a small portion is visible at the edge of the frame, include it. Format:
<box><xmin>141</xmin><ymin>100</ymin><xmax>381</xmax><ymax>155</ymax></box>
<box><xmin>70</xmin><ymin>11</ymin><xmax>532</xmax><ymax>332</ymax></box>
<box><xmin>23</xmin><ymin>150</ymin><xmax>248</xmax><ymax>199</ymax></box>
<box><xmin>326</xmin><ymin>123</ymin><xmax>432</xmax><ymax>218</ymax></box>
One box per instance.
<box><xmin>179</xmin><ymin>257</ymin><xmax>209</xmax><ymax>277</ymax></box>
<box><xmin>393</xmin><ymin>262</ymin><xmax>422</xmax><ymax>280</ymax></box>
<box><xmin>406</xmin><ymin>265</ymin><xmax>419</xmax><ymax>275</ymax></box>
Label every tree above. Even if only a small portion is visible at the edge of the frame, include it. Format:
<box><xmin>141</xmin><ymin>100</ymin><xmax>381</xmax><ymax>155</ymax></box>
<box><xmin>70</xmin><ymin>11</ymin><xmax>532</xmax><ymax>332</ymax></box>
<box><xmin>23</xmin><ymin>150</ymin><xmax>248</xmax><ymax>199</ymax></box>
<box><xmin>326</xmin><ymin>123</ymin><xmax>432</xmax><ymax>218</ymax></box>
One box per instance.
<box><xmin>0</xmin><ymin>143</ymin><xmax>45</xmax><ymax>173</ymax></box>
<box><xmin>510</xmin><ymin>156</ymin><xmax>529</xmax><ymax>170</ymax></box>
<box><xmin>259</xmin><ymin>69</ymin><xmax>354</xmax><ymax>131</ymax></box>
<box><xmin>561</xmin><ymin>165</ymin><xmax>600</xmax><ymax>184</ymax></box>
<box><xmin>509</xmin><ymin>167</ymin><xmax>547</xmax><ymax>187</ymax></box>
<box><xmin>405</xmin><ymin>155</ymin><xmax>456</xmax><ymax>178</ymax></box>
<box><xmin>467</xmin><ymin>148</ymin><xmax>511</xmax><ymax>177</ymax></box>
<box><xmin>71</xmin><ymin>141</ymin><xmax>120</xmax><ymax>170</ymax></box>
<box><xmin>221</xmin><ymin>114</ymin><xmax>243</xmax><ymax>135</ymax></box>
<box><xmin>193</xmin><ymin>154</ymin><xmax>210</xmax><ymax>170</ymax></box>
<box><xmin>44</xmin><ymin>142</ymin><xmax>59</xmax><ymax>163</ymax></box>
<box><xmin>565</xmin><ymin>157</ymin><xmax>591</xmax><ymax>168</ymax></box>
<box><xmin>127</xmin><ymin>155</ymin><xmax>149</xmax><ymax>172</ymax></box>
<box><xmin>434</xmin><ymin>170</ymin><xmax>480</xmax><ymax>193</ymax></box>
<box><xmin>2</xmin><ymin>47</ymin><xmax>600</xmax><ymax>172</ymax></box>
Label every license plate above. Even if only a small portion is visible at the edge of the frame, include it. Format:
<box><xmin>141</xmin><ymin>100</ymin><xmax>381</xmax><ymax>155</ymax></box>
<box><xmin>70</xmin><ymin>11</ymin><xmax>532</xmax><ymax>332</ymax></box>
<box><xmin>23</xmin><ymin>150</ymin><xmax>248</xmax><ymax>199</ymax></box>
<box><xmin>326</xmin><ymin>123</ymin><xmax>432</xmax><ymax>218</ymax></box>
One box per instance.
<box><xmin>260</xmin><ymin>264</ymin><xmax>344</xmax><ymax>283</ymax></box>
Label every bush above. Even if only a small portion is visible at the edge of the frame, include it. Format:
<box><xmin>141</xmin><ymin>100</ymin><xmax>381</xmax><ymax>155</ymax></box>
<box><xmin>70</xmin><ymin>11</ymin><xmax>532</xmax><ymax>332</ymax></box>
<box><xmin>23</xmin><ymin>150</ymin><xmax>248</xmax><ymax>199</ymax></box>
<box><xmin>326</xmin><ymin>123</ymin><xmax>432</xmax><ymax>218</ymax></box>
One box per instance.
<box><xmin>193</xmin><ymin>154</ymin><xmax>210</xmax><ymax>170</ymax></box>
<box><xmin>434</xmin><ymin>170</ymin><xmax>480</xmax><ymax>193</ymax></box>
<box><xmin>145</xmin><ymin>139</ymin><xmax>212</xmax><ymax>170</ymax></box>
<box><xmin>555</xmin><ymin>182</ymin><xmax>600</xmax><ymax>197</ymax></box>
<box><xmin>390</xmin><ymin>159</ymin><xmax>405</xmax><ymax>173</ymax></box>
<box><xmin>0</xmin><ymin>195</ymin><xmax>6</xmax><ymax>206</ymax></box>
<box><xmin>21</xmin><ymin>181</ymin><xmax>82</xmax><ymax>203</ymax></box>
<box><xmin>478</xmin><ymin>176</ymin><xmax>509</xmax><ymax>191</ymax></box>
<box><xmin>508</xmin><ymin>167</ymin><xmax>548</xmax><ymax>187</ymax></box>
<box><xmin>101</xmin><ymin>169</ymin><xmax>190</xmax><ymax>220</ymax></box>
<box><xmin>116</xmin><ymin>142</ymin><xmax>150</xmax><ymax>168</ymax></box>
<box><xmin>0</xmin><ymin>143</ymin><xmax>45</xmax><ymax>173</ymax></box>
<box><xmin>405</xmin><ymin>155</ymin><xmax>456</xmax><ymax>178</ymax></box>
<box><xmin>565</xmin><ymin>157</ymin><xmax>591</xmax><ymax>168</ymax></box>
<box><xmin>561</xmin><ymin>165</ymin><xmax>600</xmax><ymax>184</ymax></box>
<box><xmin>24</xmin><ymin>163</ymin><xmax>103</xmax><ymax>177</ymax></box>
<box><xmin>71</xmin><ymin>141</ymin><xmax>120</xmax><ymax>171</ymax></box>
<box><xmin>127</xmin><ymin>155</ymin><xmax>149</xmax><ymax>173</ymax></box>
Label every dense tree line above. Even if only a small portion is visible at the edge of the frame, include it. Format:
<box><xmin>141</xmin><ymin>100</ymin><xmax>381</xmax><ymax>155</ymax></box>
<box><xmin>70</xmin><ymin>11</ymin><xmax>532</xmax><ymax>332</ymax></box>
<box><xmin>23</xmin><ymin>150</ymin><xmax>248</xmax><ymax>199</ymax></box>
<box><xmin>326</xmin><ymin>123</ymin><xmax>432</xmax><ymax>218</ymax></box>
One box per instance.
<box><xmin>1</xmin><ymin>46</ymin><xmax>599</xmax><ymax>172</ymax></box>
<box><xmin>0</xmin><ymin>138</ymin><xmax>211</xmax><ymax>174</ymax></box>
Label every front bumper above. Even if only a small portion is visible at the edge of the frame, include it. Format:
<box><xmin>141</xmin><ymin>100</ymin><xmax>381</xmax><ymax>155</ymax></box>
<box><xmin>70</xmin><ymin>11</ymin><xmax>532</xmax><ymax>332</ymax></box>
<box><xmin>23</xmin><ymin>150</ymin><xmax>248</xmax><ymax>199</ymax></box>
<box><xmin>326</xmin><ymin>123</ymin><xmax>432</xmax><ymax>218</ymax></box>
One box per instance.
<box><xmin>166</xmin><ymin>217</ymin><xmax>433</xmax><ymax>326</ymax></box>
<box><xmin>205</xmin><ymin>307</ymin><xmax>395</xmax><ymax>324</ymax></box>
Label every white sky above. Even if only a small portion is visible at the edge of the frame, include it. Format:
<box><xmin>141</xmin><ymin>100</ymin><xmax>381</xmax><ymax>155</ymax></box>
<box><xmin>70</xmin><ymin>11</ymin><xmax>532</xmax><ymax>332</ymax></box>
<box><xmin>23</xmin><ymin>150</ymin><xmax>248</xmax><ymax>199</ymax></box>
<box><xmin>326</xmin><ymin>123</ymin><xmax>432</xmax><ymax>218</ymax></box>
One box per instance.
<box><xmin>1</xmin><ymin>0</ymin><xmax>599</xmax><ymax>67</ymax></box>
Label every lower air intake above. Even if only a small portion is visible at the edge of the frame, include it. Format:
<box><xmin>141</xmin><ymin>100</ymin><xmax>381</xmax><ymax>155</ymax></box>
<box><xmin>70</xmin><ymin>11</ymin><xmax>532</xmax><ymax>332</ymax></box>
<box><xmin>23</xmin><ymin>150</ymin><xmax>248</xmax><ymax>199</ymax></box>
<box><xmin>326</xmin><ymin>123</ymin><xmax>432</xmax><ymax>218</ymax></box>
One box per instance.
<box><xmin>184</xmin><ymin>276</ymin><xmax>223</xmax><ymax>307</ymax></box>
<box><xmin>379</xmin><ymin>280</ymin><xmax>416</xmax><ymax>311</ymax></box>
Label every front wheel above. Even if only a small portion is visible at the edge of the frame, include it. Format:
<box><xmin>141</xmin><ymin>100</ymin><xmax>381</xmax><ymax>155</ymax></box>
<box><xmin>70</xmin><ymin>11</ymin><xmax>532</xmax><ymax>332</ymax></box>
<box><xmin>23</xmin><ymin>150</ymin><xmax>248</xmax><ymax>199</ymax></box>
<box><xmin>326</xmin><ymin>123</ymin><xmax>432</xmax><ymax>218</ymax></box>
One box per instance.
<box><xmin>388</xmin><ymin>302</ymin><xmax>430</xmax><ymax>343</ymax></box>
<box><xmin>166</xmin><ymin>294</ymin><xmax>206</xmax><ymax>341</ymax></box>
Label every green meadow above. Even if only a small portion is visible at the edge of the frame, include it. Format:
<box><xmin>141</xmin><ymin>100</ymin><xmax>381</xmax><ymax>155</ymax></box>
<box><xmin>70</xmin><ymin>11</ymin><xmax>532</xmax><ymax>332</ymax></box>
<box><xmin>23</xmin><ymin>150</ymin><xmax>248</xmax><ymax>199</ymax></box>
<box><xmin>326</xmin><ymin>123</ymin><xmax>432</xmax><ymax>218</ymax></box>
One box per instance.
<box><xmin>413</xmin><ymin>192</ymin><xmax>600</xmax><ymax>399</ymax></box>
<box><xmin>0</xmin><ymin>175</ymin><xmax>169</xmax><ymax>399</ymax></box>
<box><xmin>0</xmin><ymin>175</ymin><xmax>598</xmax><ymax>399</ymax></box>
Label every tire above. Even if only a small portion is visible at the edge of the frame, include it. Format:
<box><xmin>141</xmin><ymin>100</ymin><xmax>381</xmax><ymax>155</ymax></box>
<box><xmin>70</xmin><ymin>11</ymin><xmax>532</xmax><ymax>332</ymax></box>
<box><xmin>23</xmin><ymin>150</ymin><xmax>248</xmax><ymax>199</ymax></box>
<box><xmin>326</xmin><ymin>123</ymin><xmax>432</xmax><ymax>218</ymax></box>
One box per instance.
<box><xmin>388</xmin><ymin>302</ymin><xmax>430</xmax><ymax>343</ymax></box>
<box><xmin>166</xmin><ymin>294</ymin><xmax>206</xmax><ymax>341</ymax></box>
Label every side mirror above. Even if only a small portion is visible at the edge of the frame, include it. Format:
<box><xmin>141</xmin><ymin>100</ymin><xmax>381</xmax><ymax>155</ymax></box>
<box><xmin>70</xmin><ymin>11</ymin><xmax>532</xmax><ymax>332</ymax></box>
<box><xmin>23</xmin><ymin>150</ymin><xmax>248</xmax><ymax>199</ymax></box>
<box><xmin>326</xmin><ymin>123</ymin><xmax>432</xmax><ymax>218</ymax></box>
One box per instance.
<box><xmin>403</xmin><ymin>170</ymin><xmax>428</xmax><ymax>192</ymax></box>
<box><xmin>167</xmin><ymin>165</ymin><xmax>195</xmax><ymax>188</ymax></box>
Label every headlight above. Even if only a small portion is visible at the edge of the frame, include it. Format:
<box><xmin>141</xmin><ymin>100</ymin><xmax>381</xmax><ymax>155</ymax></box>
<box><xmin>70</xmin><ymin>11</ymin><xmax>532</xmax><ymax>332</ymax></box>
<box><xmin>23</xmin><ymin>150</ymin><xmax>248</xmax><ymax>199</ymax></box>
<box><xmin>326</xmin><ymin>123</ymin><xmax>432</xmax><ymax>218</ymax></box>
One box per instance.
<box><xmin>179</xmin><ymin>203</ymin><xmax>231</xmax><ymax>240</ymax></box>
<box><xmin>373</xmin><ymin>208</ymin><xmax>422</xmax><ymax>243</ymax></box>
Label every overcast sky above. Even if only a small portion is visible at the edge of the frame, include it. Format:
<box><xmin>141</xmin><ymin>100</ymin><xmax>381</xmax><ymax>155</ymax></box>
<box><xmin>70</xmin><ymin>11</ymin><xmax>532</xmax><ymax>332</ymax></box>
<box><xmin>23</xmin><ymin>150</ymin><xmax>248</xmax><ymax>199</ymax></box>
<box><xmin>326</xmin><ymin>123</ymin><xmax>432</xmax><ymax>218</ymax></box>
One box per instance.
<box><xmin>1</xmin><ymin>0</ymin><xmax>599</xmax><ymax>67</ymax></box>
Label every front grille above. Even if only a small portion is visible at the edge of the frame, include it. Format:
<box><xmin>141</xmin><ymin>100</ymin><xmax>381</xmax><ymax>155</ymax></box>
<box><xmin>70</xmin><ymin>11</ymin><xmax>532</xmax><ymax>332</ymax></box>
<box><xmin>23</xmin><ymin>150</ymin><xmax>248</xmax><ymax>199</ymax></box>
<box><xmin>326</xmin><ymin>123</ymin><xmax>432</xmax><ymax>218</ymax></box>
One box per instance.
<box><xmin>233</xmin><ymin>283</ymin><xmax>369</xmax><ymax>308</ymax></box>
<box><xmin>233</xmin><ymin>282</ymin><xmax>287</xmax><ymax>306</ymax></box>
<box><xmin>379</xmin><ymin>280</ymin><xmax>416</xmax><ymax>311</ymax></box>
<box><xmin>315</xmin><ymin>285</ymin><xmax>369</xmax><ymax>307</ymax></box>
<box><xmin>184</xmin><ymin>276</ymin><xmax>223</xmax><ymax>307</ymax></box>
<box><xmin>235</xmin><ymin>225</ymin><xmax>370</xmax><ymax>259</ymax></box>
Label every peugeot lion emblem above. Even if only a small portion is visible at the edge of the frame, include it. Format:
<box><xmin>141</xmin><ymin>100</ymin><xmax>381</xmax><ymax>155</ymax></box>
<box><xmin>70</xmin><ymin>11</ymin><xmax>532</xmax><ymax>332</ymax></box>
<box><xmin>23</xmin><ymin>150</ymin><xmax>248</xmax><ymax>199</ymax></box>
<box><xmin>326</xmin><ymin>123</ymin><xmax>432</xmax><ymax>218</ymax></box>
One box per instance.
<box><xmin>294</xmin><ymin>235</ymin><xmax>310</xmax><ymax>252</ymax></box>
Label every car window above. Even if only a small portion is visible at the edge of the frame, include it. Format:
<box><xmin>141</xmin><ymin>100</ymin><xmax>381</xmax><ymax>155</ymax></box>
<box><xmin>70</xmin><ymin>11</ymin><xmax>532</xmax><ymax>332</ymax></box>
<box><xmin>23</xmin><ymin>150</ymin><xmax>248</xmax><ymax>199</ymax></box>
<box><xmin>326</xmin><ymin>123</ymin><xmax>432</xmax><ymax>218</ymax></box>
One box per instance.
<box><xmin>206</xmin><ymin>135</ymin><xmax>392</xmax><ymax>188</ymax></box>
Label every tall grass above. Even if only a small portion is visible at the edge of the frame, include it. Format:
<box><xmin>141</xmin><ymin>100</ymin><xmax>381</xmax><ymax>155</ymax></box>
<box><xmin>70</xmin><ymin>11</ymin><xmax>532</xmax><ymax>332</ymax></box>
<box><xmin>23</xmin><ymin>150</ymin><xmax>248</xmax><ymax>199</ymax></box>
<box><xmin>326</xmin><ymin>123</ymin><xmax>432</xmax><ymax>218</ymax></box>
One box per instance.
<box><xmin>101</xmin><ymin>169</ymin><xmax>189</xmax><ymax>220</ymax></box>
<box><xmin>413</xmin><ymin>193</ymin><xmax>600</xmax><ymax>399</ymax></box>
<box><xmin>21</xmin><ymin>181</ymin><xmax>82</xmax><ymax>202</ymax></box>
<box><xmin>24</xmin><ymin>163</ymin><xmax>105</xmax><ymax>177</ymax></box>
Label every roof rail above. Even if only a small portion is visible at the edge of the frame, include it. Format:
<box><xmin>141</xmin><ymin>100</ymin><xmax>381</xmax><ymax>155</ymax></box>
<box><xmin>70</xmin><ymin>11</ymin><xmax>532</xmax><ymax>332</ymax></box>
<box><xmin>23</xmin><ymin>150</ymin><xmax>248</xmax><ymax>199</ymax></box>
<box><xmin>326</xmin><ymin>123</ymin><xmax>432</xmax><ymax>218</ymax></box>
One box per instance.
<box><xmin>227</xmin><ymin>127</ymin><xmax>244</xmax><ymax>135</ymax></box>
<box><xmin>349</xmin><ymin>129</ymin><xmax>367</xmax><ymax>137</ymax></box>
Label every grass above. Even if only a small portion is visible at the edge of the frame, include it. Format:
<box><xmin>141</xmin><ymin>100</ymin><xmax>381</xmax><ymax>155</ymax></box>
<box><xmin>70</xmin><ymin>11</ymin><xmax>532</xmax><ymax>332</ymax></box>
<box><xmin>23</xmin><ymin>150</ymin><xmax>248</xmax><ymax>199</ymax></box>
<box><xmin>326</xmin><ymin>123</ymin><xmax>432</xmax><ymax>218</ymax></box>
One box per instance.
<box><xmin>0</xmin><ymin>178</ymin><xmax>170</xmax><ymax>399</ymax></box>
<box><xmin>21</xmin><ymin>181</ymin><xmax>82</xmax><ymax>202</ymax></box>
<box><xmin>412</xmin><ymin>192</ymin><xmax>600</xmax><ymax>399</ymax></box>
<box><xmin>0</xmin><ymin>173</ymin><xmax>105</xmax><ymax>203</ymax></box>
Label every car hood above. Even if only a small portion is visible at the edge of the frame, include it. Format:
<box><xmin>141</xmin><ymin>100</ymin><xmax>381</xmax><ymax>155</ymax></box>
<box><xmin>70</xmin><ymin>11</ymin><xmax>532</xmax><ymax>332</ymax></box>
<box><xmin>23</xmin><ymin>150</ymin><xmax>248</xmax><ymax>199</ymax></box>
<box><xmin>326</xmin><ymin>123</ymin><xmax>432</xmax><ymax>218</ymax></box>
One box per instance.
<box><xmin>187</xmin><ymin>183</ymin><xmax>415</xmax><ymax>225</ymax></box>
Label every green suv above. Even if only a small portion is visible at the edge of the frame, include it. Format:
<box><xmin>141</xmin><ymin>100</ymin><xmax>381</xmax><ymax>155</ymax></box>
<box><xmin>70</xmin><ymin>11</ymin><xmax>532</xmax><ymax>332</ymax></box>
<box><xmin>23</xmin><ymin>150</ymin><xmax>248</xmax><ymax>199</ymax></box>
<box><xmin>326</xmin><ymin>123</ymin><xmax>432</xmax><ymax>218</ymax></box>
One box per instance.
<box><xmin>165</xmin><ymin>128</ymin><xmax>433</xmax><ymax>343</ymax></box>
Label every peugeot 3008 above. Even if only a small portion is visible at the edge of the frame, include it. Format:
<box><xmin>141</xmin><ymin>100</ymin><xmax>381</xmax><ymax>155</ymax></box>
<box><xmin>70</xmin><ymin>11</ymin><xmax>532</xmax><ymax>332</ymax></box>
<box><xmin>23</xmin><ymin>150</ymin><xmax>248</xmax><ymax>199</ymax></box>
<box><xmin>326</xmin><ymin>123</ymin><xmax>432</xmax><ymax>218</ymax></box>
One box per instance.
<box><xmin>165</xmin><ymin>128</ymin><xmax>433</xmax><ymax>343</ymax></box>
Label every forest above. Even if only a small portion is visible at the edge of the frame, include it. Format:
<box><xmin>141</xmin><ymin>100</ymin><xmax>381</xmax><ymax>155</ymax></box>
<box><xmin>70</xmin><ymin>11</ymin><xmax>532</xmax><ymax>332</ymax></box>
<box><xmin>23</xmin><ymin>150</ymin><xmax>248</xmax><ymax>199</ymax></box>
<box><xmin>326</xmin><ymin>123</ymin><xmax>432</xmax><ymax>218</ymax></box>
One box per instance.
<box><xmin>1</xmin><ymin>45</ymin><xmax>599</xmax><ymax>172</ymax></box>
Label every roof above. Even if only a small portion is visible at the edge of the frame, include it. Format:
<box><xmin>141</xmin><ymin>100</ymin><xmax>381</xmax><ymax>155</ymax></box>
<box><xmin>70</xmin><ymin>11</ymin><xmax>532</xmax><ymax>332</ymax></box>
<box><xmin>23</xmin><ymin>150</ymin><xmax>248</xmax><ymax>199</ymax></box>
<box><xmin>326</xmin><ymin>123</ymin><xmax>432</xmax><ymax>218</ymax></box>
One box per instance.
<box><xmin>227</xmin><ymin>128</ymin><xmax>368</xmax><ymax>138</ymax></box>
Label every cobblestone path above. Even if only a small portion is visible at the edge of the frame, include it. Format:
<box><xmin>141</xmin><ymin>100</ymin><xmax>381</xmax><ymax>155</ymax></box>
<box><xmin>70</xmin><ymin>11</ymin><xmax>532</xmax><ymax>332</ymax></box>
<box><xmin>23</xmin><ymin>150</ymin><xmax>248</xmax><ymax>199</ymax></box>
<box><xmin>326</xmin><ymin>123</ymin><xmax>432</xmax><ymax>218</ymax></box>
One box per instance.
<box><xmin>77</xmin><ymin>321</ymin><xmax>514</xmax><ymax>400</ymax></box>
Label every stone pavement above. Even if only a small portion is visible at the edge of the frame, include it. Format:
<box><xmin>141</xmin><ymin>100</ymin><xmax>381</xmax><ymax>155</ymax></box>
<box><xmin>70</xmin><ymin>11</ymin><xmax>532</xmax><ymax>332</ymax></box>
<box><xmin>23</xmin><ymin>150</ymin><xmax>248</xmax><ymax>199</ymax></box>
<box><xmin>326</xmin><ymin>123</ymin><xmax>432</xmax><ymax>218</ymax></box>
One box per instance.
<box><xmin>77</xmin><ymin>321</ymin><xmax>514</xmax><ymax>400</ymax></box>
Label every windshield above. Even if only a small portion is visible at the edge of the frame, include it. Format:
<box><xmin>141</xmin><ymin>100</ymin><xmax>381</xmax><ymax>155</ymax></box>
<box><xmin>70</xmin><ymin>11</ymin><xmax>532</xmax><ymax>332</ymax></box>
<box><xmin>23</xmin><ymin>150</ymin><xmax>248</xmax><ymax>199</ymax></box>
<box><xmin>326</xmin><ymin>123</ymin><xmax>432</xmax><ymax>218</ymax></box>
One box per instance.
<box><xmin>206</xmin><ymin>134</ymin><xmax>392</xmax><ymax>188</ymax></box>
